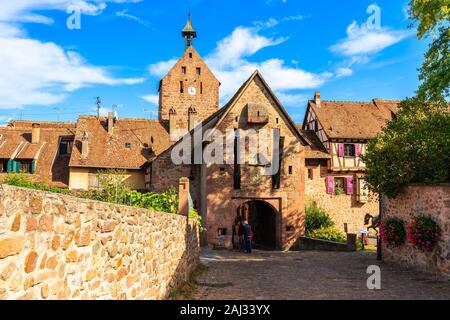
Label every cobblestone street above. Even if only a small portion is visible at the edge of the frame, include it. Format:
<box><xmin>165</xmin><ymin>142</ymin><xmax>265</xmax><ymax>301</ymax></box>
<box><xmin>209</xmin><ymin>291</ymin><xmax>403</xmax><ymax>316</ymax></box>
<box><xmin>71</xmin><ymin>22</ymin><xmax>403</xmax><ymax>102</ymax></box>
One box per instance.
<box><xmin>186</xmin><ymin>248</ymin><xmax>450</xmax><ymax>300</ymax></box>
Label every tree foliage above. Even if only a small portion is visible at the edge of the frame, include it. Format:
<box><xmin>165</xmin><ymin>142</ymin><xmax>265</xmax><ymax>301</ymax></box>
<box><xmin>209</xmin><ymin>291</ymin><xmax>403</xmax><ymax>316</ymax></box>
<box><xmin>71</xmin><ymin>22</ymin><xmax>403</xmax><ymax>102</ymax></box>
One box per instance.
<box><xmin>364</xmin><ymin>2</ymin><xmax>450</xmax><ymax>197</ymax></box>
<box><xmin>408</xmin><ymin>0</ymin><xmax>449</xmax><ymax>100</ymax></box>
<box><xmin>363</xmin><ymin>98</ymin><xmax>450</xmax><ymax>197</ymax></box>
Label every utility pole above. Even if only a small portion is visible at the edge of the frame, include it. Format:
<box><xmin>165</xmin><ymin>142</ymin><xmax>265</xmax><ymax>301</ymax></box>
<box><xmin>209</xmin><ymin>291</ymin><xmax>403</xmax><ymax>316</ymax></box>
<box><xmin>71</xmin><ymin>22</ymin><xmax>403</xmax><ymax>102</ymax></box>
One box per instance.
<box><xmin>96</xmin><ymin>96</ymin><xmax>101</xmax><ymax>119</ymax></box>
<box><xmin>143</xmin><ymin>108</ymin><xmax>156</xmax><ymax>119</ymax></box>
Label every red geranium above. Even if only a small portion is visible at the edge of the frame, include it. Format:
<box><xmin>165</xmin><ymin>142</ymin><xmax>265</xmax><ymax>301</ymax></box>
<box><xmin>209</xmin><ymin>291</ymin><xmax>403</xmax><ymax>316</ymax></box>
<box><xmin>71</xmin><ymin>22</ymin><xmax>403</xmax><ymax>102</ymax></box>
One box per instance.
<box><xmin>407</xmin><ymin>215</ymin><xmax>440</xmax><ymax>252</ymax></box>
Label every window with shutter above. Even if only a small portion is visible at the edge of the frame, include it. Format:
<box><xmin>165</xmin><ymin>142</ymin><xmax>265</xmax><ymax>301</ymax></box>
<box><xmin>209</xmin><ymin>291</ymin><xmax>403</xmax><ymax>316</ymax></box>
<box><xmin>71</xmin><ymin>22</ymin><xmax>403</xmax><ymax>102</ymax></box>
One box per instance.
<box><xmin>338</xmin><ymin>144</ymin><xmax>344</xmax><ymax>157</ymax></box>
<box><xmin>346</xmin><ymin>176</ymin><xmax>353</xmax><ymax>194</ymax></box>
<box><xmin>7</xmin><ymin>159</ymin><xmax>13</xmax><ymax>173</ymax></box>
<box><xmin>326</xmin><ymin>176</ymin><xmax>334</xmax><ymax>194</ymax></box>
<box><xmin>355</xmin><ymin>144</ymin><xmax>361</xmax><ymax>157</ymax></box>
<box><xmin>343</xmin><ymin>144</ymin><xmax>355</xmax><ymax>157</ymax></box>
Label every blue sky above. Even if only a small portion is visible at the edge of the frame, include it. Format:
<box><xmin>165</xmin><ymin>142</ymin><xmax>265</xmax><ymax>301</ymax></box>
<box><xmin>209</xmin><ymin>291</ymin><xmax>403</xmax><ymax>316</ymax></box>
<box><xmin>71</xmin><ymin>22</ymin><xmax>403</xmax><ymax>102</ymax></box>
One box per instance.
<box><xmin>0</xmin><ymin>0</ymin><xmax>426</xmax><ymax>124</ymax></box>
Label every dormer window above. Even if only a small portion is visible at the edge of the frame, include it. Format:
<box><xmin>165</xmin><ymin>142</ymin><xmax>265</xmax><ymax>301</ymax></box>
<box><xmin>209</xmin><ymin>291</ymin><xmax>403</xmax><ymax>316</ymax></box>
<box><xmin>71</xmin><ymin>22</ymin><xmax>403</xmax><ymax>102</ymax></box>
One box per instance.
<box><xmin>59</xmin><ymin>138</ymin><xmax>73</xmax><ymax>155</ymax></box>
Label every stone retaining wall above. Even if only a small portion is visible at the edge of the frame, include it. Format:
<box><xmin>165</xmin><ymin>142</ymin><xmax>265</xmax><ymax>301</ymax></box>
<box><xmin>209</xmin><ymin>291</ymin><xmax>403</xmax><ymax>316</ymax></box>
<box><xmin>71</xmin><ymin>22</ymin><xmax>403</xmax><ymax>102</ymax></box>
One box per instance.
<box><xmin>292</xmin><ymin>234</ymin><xmax>357</xmax><ymax>252</ymax></box>
<box><xmin>0</xmin><ymin>184</ymin><xmax>199</xmax><ymax>300</ymax></box>
<box><xmin>382</xmin><ymin>184</ymin><xmax>450</xmax><ymax>278</ymax></box>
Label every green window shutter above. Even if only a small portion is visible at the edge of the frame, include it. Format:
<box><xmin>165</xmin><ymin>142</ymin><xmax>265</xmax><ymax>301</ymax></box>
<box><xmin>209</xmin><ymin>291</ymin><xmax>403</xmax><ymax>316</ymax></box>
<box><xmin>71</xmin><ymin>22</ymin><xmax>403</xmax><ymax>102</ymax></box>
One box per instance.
<box><xmin>7</xmin><ymin>160</ymin><xmax>13</xmax><ymax>173</ymax></box>
<box><xmin>31</xmin><ymin>160</ymin><xmax>36</xmax><ymax>174</ymax></box>
<box><xmin>13</xmin><ymin>160</ymin><xmax>20</xmax><ymax>173</ymax></box>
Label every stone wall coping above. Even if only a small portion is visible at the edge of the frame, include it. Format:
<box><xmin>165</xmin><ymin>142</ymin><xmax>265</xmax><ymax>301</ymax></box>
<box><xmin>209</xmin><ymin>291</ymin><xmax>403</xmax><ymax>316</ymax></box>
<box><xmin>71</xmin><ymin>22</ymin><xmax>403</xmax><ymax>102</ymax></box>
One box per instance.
<box><xmin>0</xmin><ymin>184</ymin><xmax>188</xmax><ymax>223</ymax></box>
<box><xmin>400</xmin><ymin>183</ymin><xmax>450</xmax><ymax>188</ymax></box>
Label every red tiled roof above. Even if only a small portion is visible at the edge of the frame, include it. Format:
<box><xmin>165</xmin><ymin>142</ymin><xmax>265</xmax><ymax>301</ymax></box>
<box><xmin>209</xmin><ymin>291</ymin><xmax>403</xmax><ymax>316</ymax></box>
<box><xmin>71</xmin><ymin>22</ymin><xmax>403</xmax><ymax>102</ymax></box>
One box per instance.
<box><xmin>69</xmin><ymin>116</ymin><xmax>171</xmax><ymax>169</ymax></box>
<box><xmin>309</xmin><ymin>99</ymin><xmax>400</xmax><ymax>139</ymax></box>
<box><xmin>0</xmin><ymin>122</ymin><xmax>75</xmax><ymax>185</ymax></box>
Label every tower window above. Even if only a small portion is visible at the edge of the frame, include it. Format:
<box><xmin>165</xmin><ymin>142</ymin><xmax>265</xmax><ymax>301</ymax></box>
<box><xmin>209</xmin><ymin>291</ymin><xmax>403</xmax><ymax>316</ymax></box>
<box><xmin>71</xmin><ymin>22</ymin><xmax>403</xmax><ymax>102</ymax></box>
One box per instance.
<box><xmin>288</xmin><ymin>166</ymin><xmax>293</xmax><ymax>175</ymax></box>
<box><xmin>182</xmin><ymin>66</ymin><xmax>186</xmax><ymax>74</ymax></box>
<box><xmin>196</xmin><ymin>67</ymin><xmax>201</xmax><ymax>75</ymax></box>
<box><xmin>200</xmin><ymin>82</ymin><xmax>203</xmax><ymax>94</ymax></box>
<box><xmin>308</xmin><ymin>168</ymin><xmax>314</xmax><ymax>180</ymax></box>
<box><xmin>180</xmin><ymin>81</ymin><xmax>184</xmax><ymax>93</ymax></box>
<box><xmin>125</xmin><ymin>142</ymin><xmax>131</xmax><ymax>149</ymax></box>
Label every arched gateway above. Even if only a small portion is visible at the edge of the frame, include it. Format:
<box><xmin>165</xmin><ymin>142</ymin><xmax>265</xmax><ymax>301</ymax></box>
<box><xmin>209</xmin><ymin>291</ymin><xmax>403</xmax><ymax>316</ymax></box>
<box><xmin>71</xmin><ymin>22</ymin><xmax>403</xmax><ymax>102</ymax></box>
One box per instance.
<box><xmin>234</xmin><ymin>200</ymin><xmax>278</xmax><ymax>250</ymax></box>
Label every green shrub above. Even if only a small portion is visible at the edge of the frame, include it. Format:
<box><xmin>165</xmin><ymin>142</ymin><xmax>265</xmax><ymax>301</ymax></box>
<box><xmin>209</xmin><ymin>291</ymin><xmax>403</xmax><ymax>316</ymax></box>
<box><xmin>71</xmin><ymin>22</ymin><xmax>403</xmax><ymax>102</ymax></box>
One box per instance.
<box><xmin>127</xmin><ymin>187</ymin><xmax>178</xmax><ymax>213</ymax></box>
<box><xmin>97</xmin><ymin>169</ymin><xmax>131</xmax><ymax>204</ymax></box>
<box><xmin>305</xmin><ymin>201</ymin><xmax>334</xmax><ymax>233</ymax></box>
<box><xmin>189</xmin><ymin>208</ymin><xmax>205</xmax><ymax>232</ymax></box>
<box><xmin>3</xmin><ymin>173</ymin><xmax>69</xmax><ymax>194</ymax></box>
<box><xmin>308</xmin><ymin>227</ymin><xmax>346</xmax><ymax>243</ymax></box>
<box><xmin>4</xmin><ymin>173</ymin><xmax>34</xmax><ymax>188</ymax></box>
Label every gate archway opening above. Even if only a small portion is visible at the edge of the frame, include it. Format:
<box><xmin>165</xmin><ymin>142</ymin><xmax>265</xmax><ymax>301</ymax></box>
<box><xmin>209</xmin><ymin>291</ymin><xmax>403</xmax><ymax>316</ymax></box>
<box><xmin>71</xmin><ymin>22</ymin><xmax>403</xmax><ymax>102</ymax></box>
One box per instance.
<box><xmin>235</xmin><ymin>200</ymin><xmax>277</xmax><ymax>250</ymax></box>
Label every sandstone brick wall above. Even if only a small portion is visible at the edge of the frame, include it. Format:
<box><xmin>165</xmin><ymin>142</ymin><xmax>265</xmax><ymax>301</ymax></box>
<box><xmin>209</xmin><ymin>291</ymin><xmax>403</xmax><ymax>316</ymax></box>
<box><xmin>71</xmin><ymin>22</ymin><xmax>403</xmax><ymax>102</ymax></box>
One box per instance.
<box><xmin>205</xmin><ymin>75</ymin><xmax>306</xmax><ymax>250</ymax></box>
<box><xmin>305</xmin><ymin>163</ymin><xmax>379</xmax><ymax>233</ymax></box>
<box><xmin>159</xmin><ymin>46</ymin><xmax>219</xmax><ymax>129</ymax></box>
<box><xmin>0</xmin><ymin>184</ymin><xmax>199</xmax><ymax>300</ymax></box>
<box><xmin>382</xmin><ymin>184</ymin><xmax>450</xmax><ymax>277</ymax></box>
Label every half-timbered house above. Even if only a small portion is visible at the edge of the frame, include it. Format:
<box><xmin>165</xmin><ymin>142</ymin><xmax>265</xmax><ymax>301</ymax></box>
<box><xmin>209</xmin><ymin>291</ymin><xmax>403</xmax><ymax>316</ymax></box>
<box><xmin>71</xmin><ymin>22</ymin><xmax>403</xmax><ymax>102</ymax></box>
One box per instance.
<box><xmin>301</xmin><ymin>92</ymin><xmax>399</xmax><ymax>233</ymax></box>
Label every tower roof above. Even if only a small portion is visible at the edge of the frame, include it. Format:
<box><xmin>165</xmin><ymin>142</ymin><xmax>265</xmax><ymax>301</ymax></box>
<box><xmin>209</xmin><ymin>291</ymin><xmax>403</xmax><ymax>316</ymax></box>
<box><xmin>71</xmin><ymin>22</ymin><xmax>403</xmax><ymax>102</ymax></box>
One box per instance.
<box><xmin>182</xmin><ymin>14</ymin><xmax>196</xmax><ymax>36</ymax></box>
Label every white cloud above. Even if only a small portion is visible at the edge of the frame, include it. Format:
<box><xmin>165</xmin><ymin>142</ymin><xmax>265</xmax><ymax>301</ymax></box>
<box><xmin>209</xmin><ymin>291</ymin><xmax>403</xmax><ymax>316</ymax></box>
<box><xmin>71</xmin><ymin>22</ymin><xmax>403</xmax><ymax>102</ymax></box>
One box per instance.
<box><xmin>335</xmin><ymin>67</ymin><xmax>353</xmax><ymax>78</ymax></box>
<box><xmin>330</xmin><ymin>21</ymin><xmax>412</xmax><ymax>57</ymax></box>
<box><xmin>276</xmin><ymin>93</ymin><xmax>308</xmax><ymax>107</ymax></box>
<box><xmin>148</xmin><ymin>25</ymin><xmax>328</xmax><ymax>107</ymax></box>
<box><xmin>253</xmin><ymin>15</ymin><xmax>304</xmax><ymax>30</ymax></box>
<box><xmin>0</xmin><ymin>36</ymin><xmax>145</xmax><ymax>108</ymax></box>
<box><xmin>207</xmin><ymin>27</ymin><xmax>288</xmax><ymax>68</ymax></box>
<box><xmin>148</xmin><ymin>59</ymin><xmax>178</xmax><ymax>77</ymax></box>
<box><xmin>0</xmin><ymin>1</ymin><xmax>143</xmax><ymax>24</ymax></box>
<box><xmin>141</xmin><ymin>94</ymin><xmax>159</xmax><ymax>105</ymax></box>
<box><xmin>0</xmin><ymin>0</ymin><xmax>145</xmax><ymax>109</ymax></box>
<box><xmin>116</xmin><ymin>9</ymin><xmax>151</xmax><ymax>27</ymax></box>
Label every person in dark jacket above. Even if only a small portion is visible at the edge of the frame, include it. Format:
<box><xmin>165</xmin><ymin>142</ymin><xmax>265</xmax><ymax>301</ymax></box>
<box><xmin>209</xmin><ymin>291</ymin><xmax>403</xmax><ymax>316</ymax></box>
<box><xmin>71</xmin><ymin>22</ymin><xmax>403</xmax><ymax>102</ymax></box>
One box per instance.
<box><xmin>243</xmin><ymin>220</ymin><xmax>252</xmax><ymax>253</ymax></box>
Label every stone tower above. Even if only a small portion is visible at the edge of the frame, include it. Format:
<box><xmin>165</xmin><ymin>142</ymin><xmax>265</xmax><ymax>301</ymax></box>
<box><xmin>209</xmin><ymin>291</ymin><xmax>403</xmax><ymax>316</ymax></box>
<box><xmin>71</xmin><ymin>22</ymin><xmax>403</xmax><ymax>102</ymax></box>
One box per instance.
<box><xmin>158</xmin><ymin>15</ymin><xmax>220</xmax><ymax>139</ymax></box>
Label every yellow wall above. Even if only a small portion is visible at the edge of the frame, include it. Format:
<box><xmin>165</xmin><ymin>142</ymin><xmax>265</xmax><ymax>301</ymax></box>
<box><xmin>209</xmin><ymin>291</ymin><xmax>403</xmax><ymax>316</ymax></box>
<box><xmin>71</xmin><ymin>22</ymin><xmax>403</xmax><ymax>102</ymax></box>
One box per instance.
<box><xmin>69</xmin><ymin>167</ymin><xmax>89</xmax><ymax>190</ymax></box>
<box><xmin>69</xmin><ymin>167</ymin><xmax>145</xmax><ymax>190</ymax></box>
<box><xmin>123</xmin><ymin>170</ymin><xmax>146</xmax><ymax>190</ymax></box>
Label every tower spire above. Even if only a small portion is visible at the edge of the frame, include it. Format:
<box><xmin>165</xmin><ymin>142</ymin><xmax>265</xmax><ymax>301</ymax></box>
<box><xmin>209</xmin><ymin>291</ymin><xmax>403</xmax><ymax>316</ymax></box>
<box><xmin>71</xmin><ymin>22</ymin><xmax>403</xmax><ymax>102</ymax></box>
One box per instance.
<box><xmin>181</xmin><ymin>13</ymin><xmax>196</xmax><ymax>50</ymax></box>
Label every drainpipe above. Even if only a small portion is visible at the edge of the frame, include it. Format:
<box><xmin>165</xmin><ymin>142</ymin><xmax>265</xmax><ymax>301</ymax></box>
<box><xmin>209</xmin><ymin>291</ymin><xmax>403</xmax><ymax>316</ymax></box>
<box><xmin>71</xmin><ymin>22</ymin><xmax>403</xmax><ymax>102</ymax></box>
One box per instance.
<box><xmin>377</xmin><ymin>194</ymin><xmax>383</xmax><ymax>261</ymax></box>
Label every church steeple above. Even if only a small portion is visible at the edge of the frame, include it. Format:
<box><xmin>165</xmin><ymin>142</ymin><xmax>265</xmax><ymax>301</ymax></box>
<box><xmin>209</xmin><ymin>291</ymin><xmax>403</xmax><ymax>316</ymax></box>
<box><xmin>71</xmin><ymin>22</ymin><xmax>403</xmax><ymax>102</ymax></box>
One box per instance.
<box><xmin>181</xmin><ymin>14</ymin><xmax>196</xmax><ymax>50</ymax></box>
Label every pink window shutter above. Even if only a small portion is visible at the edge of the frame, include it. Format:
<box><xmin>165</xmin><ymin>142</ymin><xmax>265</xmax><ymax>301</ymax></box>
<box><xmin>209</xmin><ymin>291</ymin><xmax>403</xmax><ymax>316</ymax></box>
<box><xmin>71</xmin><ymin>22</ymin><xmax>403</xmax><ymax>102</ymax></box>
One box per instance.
<box><xmin>326</xmin><ymin>176</ymin><xmax>334</xmax><ymax>194</ymax></box>
<box><xmin>346</xmin><ymin>177</ymin><xmax>354</xmax><ymax>194</ymax></box>
<box><xmin>338</xmin><ymin>144</ymin><xmax>344</xmax><ymax>157</ymax></box>
<box><xmin>355</xmin><ymin>144</ymin><xmax>361</xmax><ymax>157</ymax></box>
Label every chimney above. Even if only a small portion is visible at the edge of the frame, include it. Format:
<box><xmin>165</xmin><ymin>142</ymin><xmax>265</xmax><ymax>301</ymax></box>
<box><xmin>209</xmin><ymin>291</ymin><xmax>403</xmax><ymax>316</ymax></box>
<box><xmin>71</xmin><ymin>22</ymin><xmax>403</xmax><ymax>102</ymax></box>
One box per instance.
<box><xmin>31</xmin><ymin>123</ymin><xmax>40</xmax><ymax>144</ymax></box>
<box><xmin>107</xmin><ymin>112</ymin><xmax>114</xmax><ymax>136</ymax></box>
<box><xmin>81</xmin><ymin>132</ymin><xmax>89</xmax><ymax>159</ymax></box>
<box><xmin>372</xmin><ymin>98</ymin><xmax>381</xmax><ymax>107</ymax></box>
<box><xmin>314</xmin><ymin>91</ymin><xmax>321</xmax><ymax>107</ymax></box>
